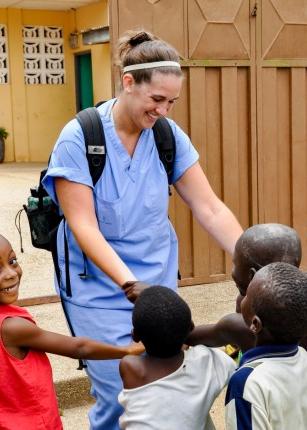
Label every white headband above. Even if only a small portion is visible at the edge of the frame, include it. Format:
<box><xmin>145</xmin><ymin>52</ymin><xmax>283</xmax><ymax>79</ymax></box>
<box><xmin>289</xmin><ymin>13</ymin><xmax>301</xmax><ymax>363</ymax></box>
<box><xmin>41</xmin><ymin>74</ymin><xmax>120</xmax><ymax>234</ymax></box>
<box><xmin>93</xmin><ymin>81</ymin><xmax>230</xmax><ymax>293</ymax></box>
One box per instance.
<box><xmin>123</xmin><ymin>61</ymin><xmax>181</xmax><ymax>73</ymax></box>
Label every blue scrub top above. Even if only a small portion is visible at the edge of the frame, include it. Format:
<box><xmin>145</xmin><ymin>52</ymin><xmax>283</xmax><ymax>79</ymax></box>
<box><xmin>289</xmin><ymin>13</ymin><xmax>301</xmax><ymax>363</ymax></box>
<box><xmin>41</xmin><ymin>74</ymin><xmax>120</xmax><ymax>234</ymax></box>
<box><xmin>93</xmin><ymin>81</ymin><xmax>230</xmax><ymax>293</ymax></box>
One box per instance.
<box><xmin>43</xmin><ymin>99</ymin><xmax>199</xmax><ymax>310</ymax></box>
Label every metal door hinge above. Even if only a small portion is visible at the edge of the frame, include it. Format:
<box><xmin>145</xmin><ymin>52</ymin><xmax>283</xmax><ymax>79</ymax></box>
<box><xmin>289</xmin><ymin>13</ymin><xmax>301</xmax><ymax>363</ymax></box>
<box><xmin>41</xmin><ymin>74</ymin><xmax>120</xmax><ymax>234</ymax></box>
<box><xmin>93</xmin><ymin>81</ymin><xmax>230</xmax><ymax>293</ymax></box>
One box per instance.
<box><xmin>251</xmin><ymin>2</ymin><xmax>257</xmax><ymax>16</ymax></box>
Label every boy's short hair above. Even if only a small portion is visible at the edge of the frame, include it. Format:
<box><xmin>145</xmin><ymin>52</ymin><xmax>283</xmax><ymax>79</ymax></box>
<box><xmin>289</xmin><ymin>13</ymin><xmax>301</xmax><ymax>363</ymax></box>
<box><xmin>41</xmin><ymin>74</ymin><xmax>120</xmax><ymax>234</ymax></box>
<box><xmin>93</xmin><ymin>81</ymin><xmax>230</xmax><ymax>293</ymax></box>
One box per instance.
<box><xmin>237</xmin><ymin>223</ymin><xmax>301</xmax><ymax>269</ymax></box>
<box><xmin>133</xmin><ymin>286</ymin><xmax>192</xmax><ymax>358</ymax></box>
<box><xmin>253</xmin><ymin>262</ymin><xmax>307</xmax><ymax>343</ymax></box>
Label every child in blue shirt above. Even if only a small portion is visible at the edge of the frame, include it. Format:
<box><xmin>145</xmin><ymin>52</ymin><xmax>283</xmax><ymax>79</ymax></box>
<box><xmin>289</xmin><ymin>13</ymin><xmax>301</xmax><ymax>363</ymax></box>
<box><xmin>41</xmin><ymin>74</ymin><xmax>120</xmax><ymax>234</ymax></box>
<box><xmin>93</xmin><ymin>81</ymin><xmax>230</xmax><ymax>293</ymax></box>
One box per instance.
<box><xmin>225</xmin><ymin>262</ymin><xmax>307</xmax><ymax>429</ymax></box>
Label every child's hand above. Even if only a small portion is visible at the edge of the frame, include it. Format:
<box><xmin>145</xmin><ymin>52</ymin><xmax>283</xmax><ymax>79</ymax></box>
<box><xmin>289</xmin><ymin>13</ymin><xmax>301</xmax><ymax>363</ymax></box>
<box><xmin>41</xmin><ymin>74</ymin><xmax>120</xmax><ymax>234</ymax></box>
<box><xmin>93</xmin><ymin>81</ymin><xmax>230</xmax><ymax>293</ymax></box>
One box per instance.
<box><xmin>125</xmin><ymin>341</ymin><xmax>145</xmax><ymax>356</ymax></box>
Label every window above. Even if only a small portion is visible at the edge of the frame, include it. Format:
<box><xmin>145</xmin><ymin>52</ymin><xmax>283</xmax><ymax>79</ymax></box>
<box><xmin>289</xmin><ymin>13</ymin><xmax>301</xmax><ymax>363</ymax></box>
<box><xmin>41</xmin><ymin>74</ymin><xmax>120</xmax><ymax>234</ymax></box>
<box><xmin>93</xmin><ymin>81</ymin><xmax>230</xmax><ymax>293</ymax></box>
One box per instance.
<box><xmin>23</xmin><ymin>25</ymin><xmax>65</xmax><ymax>84</ymax></box>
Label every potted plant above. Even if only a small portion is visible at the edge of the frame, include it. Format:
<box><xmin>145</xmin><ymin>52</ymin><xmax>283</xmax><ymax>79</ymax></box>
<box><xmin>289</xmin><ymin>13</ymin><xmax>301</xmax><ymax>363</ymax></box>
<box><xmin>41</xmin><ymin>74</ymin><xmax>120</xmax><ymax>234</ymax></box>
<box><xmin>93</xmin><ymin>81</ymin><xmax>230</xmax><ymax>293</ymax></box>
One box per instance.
<box><xmin>0</xmin><ymin>127</ymin><xmax>8</xmax><ymax>163</ymax></box>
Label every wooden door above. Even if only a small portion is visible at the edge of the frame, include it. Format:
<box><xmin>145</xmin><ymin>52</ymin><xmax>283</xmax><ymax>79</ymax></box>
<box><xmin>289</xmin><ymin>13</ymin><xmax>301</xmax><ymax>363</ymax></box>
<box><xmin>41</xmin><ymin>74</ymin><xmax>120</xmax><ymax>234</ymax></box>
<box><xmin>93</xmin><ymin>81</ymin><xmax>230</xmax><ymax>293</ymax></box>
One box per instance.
<box><xmin>110</xmin><ymin>0</ymin><xmax>307</xmax><ymax>282</ymax></box>
<box><xmin>256</xmin><ymin>0</ymin><xmax>307</xmax><ymax>268</ymax></box>
<box><xmin>110</xmin><ymin>0</ymin><xmax>253</xmax><ymax>285</ymax></box>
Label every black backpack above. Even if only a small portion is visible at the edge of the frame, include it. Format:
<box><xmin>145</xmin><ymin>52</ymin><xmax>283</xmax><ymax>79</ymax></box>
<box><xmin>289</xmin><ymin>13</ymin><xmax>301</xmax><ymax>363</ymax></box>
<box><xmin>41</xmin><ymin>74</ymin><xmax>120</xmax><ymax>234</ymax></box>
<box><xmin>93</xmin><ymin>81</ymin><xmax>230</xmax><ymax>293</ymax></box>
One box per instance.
<box><xmin>18</xmin><ymin>107</ymin><xmax>176</xmax><ymax>253</ymax></box>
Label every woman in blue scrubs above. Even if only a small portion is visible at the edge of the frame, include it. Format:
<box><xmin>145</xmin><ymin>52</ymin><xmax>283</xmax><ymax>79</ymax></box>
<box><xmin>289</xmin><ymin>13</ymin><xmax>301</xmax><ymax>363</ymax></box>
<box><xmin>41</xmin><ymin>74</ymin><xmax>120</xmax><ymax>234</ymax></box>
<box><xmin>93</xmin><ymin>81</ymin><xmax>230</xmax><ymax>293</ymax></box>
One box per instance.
<box><xmin>43</xmin><ymin>30</ymin><xmax>243</xmax><ymax>430</ymax></box>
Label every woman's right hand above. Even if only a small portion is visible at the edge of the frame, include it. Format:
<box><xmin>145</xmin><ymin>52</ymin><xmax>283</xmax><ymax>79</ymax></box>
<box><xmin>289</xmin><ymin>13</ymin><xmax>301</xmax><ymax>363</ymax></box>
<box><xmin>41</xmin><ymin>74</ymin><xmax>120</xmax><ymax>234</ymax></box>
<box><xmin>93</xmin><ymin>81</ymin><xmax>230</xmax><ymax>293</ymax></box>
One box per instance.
<box><xmin>121</xmin><ymin>281</ymin><xmax>150</xmax><ymax>303</ymax></box>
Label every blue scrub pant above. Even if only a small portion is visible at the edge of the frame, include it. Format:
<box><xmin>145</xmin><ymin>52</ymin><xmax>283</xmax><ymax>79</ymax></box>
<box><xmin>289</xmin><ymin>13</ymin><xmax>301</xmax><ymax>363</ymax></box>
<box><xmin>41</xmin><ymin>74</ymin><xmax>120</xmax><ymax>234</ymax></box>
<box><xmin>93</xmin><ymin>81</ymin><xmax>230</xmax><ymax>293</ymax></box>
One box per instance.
<box><xmin>64</xmin><ymin>301</ymin><xmax>133</xmax><ymax>430</ymax></box>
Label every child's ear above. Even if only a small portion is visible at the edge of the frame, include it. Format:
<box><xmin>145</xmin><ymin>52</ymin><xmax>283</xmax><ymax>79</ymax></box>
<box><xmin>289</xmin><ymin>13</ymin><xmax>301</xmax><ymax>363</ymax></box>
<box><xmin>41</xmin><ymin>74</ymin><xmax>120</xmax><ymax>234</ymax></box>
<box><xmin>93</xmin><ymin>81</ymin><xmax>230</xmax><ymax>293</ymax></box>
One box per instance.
<box><xmin>250</xmin><ymin>315</ymin><xmax>262</xmax><ymax>335</ymax></box>
<box><xmin>190</xmin><ymin>320</ymin><xmax>195</xmax><ymax>331</ymax></box>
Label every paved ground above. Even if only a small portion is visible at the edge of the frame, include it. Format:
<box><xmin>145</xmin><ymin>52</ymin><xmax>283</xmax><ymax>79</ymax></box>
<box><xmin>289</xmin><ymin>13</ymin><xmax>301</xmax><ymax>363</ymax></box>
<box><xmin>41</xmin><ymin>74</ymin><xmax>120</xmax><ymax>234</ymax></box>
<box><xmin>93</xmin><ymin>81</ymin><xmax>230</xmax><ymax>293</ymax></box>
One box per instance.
<box><xmin>0</xmin><ymin>162</ymin><xmax>237</xmax><ymax>429</ymax></box>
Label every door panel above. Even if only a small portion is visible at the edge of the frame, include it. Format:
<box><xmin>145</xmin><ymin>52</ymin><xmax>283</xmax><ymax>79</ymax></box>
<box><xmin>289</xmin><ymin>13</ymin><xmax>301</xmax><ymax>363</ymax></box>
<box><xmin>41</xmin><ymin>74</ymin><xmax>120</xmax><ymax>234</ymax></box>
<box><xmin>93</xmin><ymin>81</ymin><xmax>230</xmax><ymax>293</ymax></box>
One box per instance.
<box><xmin>110</xmin><ymin>0</ymin><xmax>307</xmax><ymax>282</ymax></box>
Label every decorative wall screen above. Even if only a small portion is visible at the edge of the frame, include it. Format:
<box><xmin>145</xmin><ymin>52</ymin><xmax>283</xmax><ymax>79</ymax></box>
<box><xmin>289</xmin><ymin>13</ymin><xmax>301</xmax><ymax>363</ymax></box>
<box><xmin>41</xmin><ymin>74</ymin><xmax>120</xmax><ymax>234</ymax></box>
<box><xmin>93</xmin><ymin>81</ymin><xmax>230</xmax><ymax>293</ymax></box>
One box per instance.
<box><xmin>0</xmin><ymin>25</ymin><xmax>9</xmax><ymax>84</ymax></box>
<box><xmin>23</xmin><ymin>26</ymin><xmax>65</xmax><ymax>84</ymax></box>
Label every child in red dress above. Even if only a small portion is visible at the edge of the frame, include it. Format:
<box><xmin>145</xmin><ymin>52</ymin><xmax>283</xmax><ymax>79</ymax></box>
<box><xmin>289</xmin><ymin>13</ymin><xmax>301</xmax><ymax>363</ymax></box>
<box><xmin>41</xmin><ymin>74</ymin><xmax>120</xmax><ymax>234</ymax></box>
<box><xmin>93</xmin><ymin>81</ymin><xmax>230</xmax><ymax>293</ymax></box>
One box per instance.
<box><xmin>0</xmin><ymin>234</ymin><xmax>143</xmax><ymax>429</ymax></box>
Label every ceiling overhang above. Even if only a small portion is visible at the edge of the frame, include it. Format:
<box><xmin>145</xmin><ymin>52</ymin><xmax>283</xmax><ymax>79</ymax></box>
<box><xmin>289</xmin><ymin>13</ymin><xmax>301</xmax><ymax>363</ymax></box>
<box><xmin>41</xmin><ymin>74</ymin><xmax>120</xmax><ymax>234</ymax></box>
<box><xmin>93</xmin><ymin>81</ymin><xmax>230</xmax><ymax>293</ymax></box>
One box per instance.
<box><xmin>0</xmin><ymin>0</ymin><xmax>101</xmax><ymax>11</ymax></box>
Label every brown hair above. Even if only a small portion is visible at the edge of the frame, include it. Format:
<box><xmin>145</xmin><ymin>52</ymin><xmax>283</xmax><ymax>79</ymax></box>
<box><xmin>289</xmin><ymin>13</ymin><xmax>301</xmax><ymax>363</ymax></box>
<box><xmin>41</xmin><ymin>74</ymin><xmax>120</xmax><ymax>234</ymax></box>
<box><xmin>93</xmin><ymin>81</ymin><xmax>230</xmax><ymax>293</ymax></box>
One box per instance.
<box><xmin>116</xmin><ymin>30</ymin><xmax>182</xmax><ymax>83</ymax></box>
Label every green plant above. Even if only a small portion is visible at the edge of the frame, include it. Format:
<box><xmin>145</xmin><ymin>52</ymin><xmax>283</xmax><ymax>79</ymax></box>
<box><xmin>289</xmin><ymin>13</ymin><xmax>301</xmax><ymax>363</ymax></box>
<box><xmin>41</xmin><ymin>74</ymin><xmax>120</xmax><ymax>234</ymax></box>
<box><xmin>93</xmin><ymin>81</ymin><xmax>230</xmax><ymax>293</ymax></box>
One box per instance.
<box><xmin>0</xmin><ymin>127</ymin><xmax>8</xmax><ymax>140</ymax></box>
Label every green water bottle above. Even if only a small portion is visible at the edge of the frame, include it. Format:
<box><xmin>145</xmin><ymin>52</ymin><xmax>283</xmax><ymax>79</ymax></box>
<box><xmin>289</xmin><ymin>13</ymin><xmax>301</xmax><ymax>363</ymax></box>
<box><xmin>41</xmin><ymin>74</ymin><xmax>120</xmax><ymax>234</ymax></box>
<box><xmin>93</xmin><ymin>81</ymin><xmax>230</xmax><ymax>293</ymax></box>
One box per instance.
<box><xmin>27</xmin><ymin>196</ymin><xmax>38</xmax><ymax>210</ymax></box>
<box><xmin>43</xmin><ymin>196</ymin><xmax>53</xmax><ymax>207</ymax></box>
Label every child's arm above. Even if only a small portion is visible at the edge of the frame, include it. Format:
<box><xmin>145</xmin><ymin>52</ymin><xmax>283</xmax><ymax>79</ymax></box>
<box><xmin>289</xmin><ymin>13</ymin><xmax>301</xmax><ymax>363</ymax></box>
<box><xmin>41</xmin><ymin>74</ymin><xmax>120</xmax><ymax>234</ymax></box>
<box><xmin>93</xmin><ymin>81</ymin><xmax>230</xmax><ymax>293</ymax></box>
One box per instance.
<box><xmin>185</xmin><ymin>313</ymin><xmax>255</xmax><ymax>352</ymax></box>
<box><xmin>2</xmin><ymin>317</ymin><xmax>144</xmax><ymax>359</ymax></box>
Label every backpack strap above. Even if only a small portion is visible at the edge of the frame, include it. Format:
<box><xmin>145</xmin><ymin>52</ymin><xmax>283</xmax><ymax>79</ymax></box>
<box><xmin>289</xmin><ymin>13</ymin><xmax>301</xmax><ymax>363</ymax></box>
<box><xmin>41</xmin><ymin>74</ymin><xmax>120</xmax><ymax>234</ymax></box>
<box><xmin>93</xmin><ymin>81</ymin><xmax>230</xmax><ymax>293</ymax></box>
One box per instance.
<box><xmin>76</xmin><ymin>107</ymin><xmax>106</xmax><ymax>187</ymax></box>
<box><xmin>153</xmin><ymin>117</ymin><xmax>176</xmax><ymax>186</ymax></box>
<box><xmin>152</xmin><ymin>117</ymin><xmax>179</xmax><ymax>279</ymax></box>
<box><xmin>75</xmin><ymin>107</ymin><xmax>106</xmax><ymax>286</ymax></box>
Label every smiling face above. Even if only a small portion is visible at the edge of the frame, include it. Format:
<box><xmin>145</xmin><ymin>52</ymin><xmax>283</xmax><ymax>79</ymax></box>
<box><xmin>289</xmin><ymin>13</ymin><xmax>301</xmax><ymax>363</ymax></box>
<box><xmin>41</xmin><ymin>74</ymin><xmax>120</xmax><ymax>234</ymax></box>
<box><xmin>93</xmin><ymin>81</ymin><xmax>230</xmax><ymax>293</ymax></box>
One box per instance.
<box><xmin>123</xmin><ymin>71</ymin><xmax>182</xmax><ymax>130</ymax></box>
<box><xmin>0</xmin><ymin>236</ymin><xmax>22</xmax><ymax>305</ymax></box>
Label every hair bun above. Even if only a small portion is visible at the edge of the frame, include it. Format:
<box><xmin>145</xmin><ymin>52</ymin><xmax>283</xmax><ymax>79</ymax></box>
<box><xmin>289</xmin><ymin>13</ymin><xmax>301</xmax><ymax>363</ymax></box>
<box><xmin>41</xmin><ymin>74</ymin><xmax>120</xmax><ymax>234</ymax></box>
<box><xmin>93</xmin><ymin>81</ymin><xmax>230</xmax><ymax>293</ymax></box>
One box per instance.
<box><xmin>129</xmin><ymin>31</ymin><xmax>153</xmax><ymax>47</ymax></box>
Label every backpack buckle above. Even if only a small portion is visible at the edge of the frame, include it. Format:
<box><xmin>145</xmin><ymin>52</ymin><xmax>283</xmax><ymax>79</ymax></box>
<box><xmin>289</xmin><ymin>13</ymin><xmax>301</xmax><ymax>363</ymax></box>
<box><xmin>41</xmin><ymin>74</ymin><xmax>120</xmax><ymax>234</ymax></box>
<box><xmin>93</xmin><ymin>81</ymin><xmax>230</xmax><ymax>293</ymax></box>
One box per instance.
<box><xmin>88</xmin><ymin>145</ymin><xmax>105</xmax><ymax>155</ymax></box>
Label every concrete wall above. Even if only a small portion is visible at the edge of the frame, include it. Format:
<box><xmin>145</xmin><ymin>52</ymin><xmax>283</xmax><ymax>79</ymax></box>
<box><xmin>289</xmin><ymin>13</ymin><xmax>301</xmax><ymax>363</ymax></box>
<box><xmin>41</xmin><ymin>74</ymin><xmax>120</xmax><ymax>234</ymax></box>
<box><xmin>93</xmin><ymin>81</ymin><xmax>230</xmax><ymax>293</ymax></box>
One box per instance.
<box><xmin>0</xmin><ymin>0</ymin><xmax>111</xmax><ymax>162</ymax></box>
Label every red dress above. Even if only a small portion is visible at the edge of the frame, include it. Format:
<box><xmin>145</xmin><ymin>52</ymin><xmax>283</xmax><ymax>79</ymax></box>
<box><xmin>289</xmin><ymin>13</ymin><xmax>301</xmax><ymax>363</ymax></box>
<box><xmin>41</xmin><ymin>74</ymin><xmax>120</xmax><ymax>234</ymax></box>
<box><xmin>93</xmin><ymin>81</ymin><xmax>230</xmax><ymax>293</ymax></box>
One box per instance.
<box><xmin>0</xmin><ymin>305</ymin><xmax>63</xmax><ymax>429</ymax></box>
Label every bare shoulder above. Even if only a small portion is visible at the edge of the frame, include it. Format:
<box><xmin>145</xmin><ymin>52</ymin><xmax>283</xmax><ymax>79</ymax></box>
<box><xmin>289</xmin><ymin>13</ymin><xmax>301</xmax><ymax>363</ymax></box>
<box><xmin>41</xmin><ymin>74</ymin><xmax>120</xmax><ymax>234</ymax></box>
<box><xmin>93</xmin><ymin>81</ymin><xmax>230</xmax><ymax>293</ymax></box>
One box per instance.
<box><xmin>2</xmin><ymin>316</ymin><xmax>36</xmax><ymax>341</ymax></box>
<box><xmin>1</xmin><ymin>317</ymin><xmax>37</xmax><ymax>358</ymax></box>
<box><xmin>120</xmin><ymin>355</ymin><xmax>145</xmax><ymax>389</ymax></box>
<box><xmin>120</xmin><ymin>354</ymin><xmax>144</xmax><ymax>375</ymax></box>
